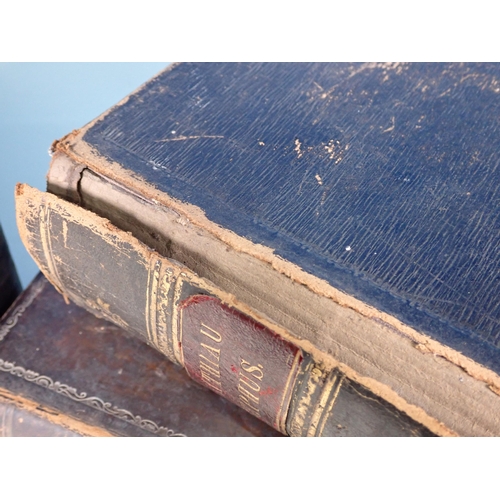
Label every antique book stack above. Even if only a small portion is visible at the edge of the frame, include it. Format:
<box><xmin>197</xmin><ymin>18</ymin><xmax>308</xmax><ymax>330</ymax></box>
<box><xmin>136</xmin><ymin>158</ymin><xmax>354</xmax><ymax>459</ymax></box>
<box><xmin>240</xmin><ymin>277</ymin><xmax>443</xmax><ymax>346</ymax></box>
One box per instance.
<box><xmin>14</xmin><ymin>63</ymin><xmax>500</xmax><ymax>436</ymax></box>
<box><xmin>0</xmin><ymin>274</ymin><xmax>282</xmax><ymax>436</ymax></box>
<box><xmin>2</xmin><ymin>228</ymin><xmax>280</xmax><ymax>437</ymax></box>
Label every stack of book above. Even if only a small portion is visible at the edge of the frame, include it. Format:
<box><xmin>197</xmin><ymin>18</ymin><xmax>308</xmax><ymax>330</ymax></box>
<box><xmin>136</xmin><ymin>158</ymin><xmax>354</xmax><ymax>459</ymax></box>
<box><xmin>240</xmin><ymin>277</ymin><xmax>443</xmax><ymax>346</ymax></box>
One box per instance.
<box><xmin>0</xmin><ymin>273</ymin><xmax>281</xmax><ymax>436</ymax></box>
<box><xmin>5</xmin><ymin>63</ymin><xmax>500</xmax><ymax>436</ymax></box>
<box><xmin>2</xmin><ymin>222</ymin><xmax>280</xmax><ymax>436</ymax></box>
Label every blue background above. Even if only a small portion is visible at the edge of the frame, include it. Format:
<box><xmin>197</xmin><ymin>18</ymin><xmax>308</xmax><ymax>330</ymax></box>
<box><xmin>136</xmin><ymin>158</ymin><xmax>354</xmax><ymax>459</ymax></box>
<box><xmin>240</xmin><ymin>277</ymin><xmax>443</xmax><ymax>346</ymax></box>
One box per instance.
<box><xmin>0</xmin><ymin>63</ymin><xmax>167</xmax><ymax>288</ymax></box>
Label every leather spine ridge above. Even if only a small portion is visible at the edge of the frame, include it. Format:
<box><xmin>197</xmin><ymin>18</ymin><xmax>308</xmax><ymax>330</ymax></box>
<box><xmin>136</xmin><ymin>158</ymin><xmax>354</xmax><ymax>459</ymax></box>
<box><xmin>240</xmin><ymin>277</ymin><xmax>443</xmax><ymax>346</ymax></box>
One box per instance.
<box><xmin>15</xmin><ymin>184</ymin><xmax>437</xmax><ymax>436</ymax></box>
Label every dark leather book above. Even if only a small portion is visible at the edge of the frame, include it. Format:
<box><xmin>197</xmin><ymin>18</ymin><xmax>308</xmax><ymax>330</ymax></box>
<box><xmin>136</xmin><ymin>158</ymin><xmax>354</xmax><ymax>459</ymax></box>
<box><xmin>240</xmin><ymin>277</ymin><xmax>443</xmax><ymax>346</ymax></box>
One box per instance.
<box><xmin>0</xmin><ymin>224</ymin><xmax>21</xmax><ymax>319</ymax></box>
<box><xmin>0</xmin><ymin>274</ymin><xmax>283</xmax><ymax>436</ymax></box>
<box><xmin>15</xmin><ymin>63</ymin><xmax>500</xmax><ymax>436</ymax></box>
<box><xmin>16</xmin><ymin>189</ymin><xmax>431</xmax><ymax>436</ymax></box>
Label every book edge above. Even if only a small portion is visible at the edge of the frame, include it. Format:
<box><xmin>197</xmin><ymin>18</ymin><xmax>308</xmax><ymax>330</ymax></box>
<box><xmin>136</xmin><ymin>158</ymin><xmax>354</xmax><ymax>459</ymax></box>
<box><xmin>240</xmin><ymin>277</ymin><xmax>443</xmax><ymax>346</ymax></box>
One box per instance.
<box><xmin>0</xmin><ymin>387</ymin><xmax>114</xmax><ymax>437</ymax></box>
<box><xmin>50</xmin><ymin>132</ymin><xmax>500</xmax><ymax>402</ymax></box>
<box><xmin>16</xmin><ymin>184</ymin><xmax>466</xmax><ymax>437</ymax></box>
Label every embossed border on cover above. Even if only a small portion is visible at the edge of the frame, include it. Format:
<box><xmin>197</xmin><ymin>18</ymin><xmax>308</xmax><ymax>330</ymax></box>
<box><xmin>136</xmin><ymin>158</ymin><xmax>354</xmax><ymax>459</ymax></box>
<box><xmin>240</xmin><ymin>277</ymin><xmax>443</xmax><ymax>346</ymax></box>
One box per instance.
<box><xmin>0</xmin><ymin>359</ymin><xmax>185</xmax><ymax>437</ymax></box>
<box><xmin>0</xmin><ymin>275</ymin><xmax>46</xmax><ymax>342</ymax></box>
<box><xmin>0</xmin><ymin>275</ymin><xmax>184</xmax><ymax>437</ymax></box>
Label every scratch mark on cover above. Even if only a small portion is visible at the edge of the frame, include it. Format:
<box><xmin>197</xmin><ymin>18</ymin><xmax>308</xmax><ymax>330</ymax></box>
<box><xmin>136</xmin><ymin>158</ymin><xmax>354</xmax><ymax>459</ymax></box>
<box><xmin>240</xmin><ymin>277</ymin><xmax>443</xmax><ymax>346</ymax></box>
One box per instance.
<box><xmin>156</xmin><ymin>135</ymin><xmax>224</xmax><ymax>142</ymax></box>
<box><xmin>383</xmin><ymin>116</ymin><xmax>395</xmax><ymax>133</ymax></box>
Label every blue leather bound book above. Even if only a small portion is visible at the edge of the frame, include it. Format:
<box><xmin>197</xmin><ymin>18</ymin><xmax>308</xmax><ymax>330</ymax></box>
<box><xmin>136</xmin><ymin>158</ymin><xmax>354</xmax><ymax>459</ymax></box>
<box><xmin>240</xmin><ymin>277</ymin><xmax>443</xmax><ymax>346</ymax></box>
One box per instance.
<box><xmin>16</xmin><ymin>63</ymin><xmax>500</xmax><ymax>436</ymax></box>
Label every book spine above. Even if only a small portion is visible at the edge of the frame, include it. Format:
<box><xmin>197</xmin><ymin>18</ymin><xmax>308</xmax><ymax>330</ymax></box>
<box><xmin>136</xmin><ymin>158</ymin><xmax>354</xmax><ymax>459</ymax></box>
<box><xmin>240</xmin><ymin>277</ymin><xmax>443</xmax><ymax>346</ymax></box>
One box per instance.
<box><xmin>0</xmin><ymin>224</ymin><xmax>21</xmax><ymax>319</ymax></box>
<box><xmin>15</xmin><ymin>184</ymin><xmax>434</xmax><ymax>436</ymax></box>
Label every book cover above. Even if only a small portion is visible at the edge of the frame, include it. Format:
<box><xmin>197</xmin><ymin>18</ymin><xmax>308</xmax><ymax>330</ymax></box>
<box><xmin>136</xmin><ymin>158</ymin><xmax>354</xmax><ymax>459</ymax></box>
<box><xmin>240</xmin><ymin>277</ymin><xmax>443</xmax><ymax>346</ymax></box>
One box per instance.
<box><xmin>0</xmin><ymin>274</ymin><xmax>283</xmax><ymax>436</ymax></box>
<box><xmin>16</xmin><ymin>63</ymin><xmax>500</xmax><ymax>436</ymax></box>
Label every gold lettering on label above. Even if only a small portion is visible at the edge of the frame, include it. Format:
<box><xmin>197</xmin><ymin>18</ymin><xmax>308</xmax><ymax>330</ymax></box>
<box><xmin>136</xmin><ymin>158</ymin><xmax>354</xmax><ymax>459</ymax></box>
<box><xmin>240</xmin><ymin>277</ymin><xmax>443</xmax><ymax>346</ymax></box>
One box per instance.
<box><xmin>240</xmin><ymin>360</ymin><xmax>264</xmax><ymax>380</ymax></box>
<box><xmin>239</xmin><ymin>394</ymin><xmax>260</xmax><ymax>417</ymax></box>
<box><xmin>200</xmin><ymin>359</ymin><xmax>221</xmax><ymax>378</ymax></box>
<box><xmin>238</xmin><ymin>383</ymin><xmax>260</xmax><ymax>404</ymax></box>
<box><xmin>200</xmin><ymin>371</ymin><xmax>222</xmax><ymax>391</ymax></box>
<box><xmin>239</xmin><ymin>373</ymin><xmax>261</xmax><ymax>392</ymax></box>
<box><xmin>200</xmin><ymin>323</ymin><xmax>222</xmax><ymax>343</ymax></box>
<box><xmin>237</xmin><ymin>359</ymin><xmax>264</xmax><ymax>418</ymax></box>
<box><xmin>199</xmin><ymin>354</ymin><xmax>219</xmax><ymax>369</ymax></box>
<box><xmin>197</xmin><ymin>322</ymin><xmax>223</xmax><ymax>394</ymax></box>
<box><xmin>200</xmin><ymin>343</ymin><xmax>220</xmax><ymax>363</ymax></box>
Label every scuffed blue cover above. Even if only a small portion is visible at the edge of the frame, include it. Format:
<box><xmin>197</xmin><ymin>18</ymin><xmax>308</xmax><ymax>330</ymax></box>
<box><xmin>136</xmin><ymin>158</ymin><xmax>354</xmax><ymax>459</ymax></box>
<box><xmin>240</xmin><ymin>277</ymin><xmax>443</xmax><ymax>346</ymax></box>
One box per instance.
<box><xmin>83</xmin><ymin>63</ymin><xmax>500</xmax><ymax>374</ymax></box>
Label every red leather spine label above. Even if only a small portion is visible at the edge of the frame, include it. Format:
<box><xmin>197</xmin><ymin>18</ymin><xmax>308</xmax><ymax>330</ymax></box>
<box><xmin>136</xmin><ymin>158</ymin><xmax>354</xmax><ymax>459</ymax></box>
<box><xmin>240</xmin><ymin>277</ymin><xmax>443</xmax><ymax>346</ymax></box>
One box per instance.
<box><xmin>180</xmin><ymin>295</ymin><xmax>302</xmax><ymax>431</ymax></box>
